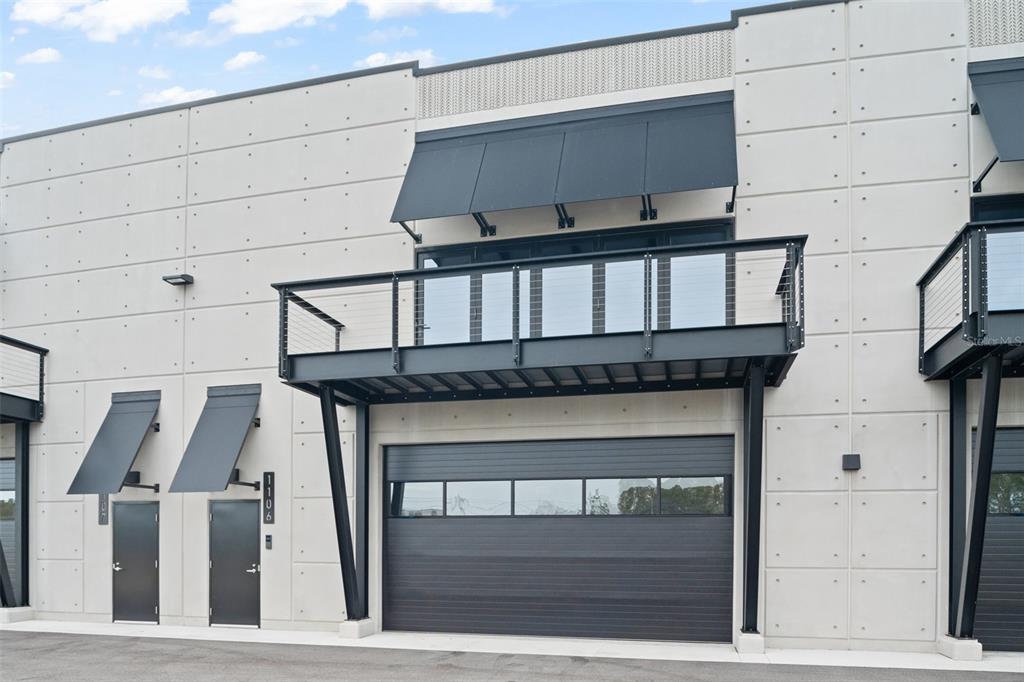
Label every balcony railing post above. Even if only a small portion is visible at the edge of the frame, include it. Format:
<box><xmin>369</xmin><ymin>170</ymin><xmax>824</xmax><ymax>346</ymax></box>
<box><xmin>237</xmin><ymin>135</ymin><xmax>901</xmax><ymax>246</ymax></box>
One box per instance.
<box><xmin>278</xmin><ymin>288</ymin><xmax>289</xmax><ymax>380</ymax></box>
<box><xmin>392</xmin><ymin>274</ymin><xmax>401</xmax><ymax>373</ymax></box>
<box><xmin>37</xmin><ymin>348</ymin><xmax>44</xmax><ymax>418</ymax></box>
<box><xmin>796</xmin><ymin>243</ymin><xmax>805</xmax><ymax>349</ymax></box>
<box><xmin>785</xmin><ymin>242</ymin><xmax>801</xmax><ymax>352</ymax></box>
<box><xmin>977</xmin><ymin>227</ymin><xmax>989</xmax><ymax>340</ymax></box>
<box><xmin>512</xmin><ymin>265</ymin><xmax>521</xmax><ymax>366</ymax></box>
<box><xmin>918</xmin><ymin>283</ymin><xmax>926</xmax><ymax>373</ymax></box>
<box><xmin>643</xmin><ymin>253</ymin><xmax>653</xmax><ymax>357</ymax></box>
<box><xmin>961</xmin><ymin>233</ymin><xmax>972</xmax><ymax>341</ymax></box>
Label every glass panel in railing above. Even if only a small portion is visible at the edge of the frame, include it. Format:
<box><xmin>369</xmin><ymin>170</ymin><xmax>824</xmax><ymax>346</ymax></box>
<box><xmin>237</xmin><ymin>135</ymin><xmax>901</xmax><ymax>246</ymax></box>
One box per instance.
<box><xmin>421</xmin><ymin>258</ymin><xmax>470</xmax><ymax>345</ymax></box>
<box><xmin>605</xmin><ymin>259</ymin><xmax>646</xmax><ymax>333</ymax></box>
<box><xmin>541</xmin><ymin>264</ymin><xmax>593</xmax><ymax>337</ymax></box>
<box><xmin>987</xmin><ymin>230</ymin><xmax>1024</xmax><ymax>312</ymax></box>
<box><xmin>669</xmin><ymin>253</ymin><xmax>726</xmax><ymax>329</ymax></box>
<box><xmin>480</xmin><ymin>270</ymin><xmax>531</xmax><ymax>341</ymax></box>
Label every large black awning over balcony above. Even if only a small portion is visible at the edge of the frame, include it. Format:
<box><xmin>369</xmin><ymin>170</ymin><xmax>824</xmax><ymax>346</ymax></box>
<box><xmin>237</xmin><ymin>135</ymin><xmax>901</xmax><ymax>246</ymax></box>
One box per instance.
<box><xmin>391</xmin><ymin>92</ymin><xmax>737</xmax><ymax>233</ymax></box>
<box><xmin>272</xmin><ymin>235</ymin><xmax>805</xmax><ymax>405</ymax></box>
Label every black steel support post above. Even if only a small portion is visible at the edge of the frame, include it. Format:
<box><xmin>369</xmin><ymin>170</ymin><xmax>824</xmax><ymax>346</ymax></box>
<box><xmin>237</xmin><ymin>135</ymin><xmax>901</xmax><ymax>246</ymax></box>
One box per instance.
<box><xmin>0</xmin><ymin>536</ymin><xmax>14</xmax><ymax>607</ymax></box>
<box><xmin>741</xmin><ymin>362</ymin><xmax>765</xmax><ymax>634</ymax></box>
<box><xmin>14</xmin><ymin>421</ymin><xmax>29</xmax><ymax>607</ymax></box>
<box><xmin>318</xmin><ymin>385</ymin><xmax>361</xmax><ymax>620</ymax></box>
<box><xmin>954</xmin><ymin>353</ymin><xmax>1003</xmax><ymax>639</ymax></box>
<box><xmin>948</xmin><ymin>377</ymin><xmax>967</xmax><ymax>636</ymax></box>
<box><xmin>353</xmin><ymin>402</ymin><xmax>370</xmax><ymax>621</ymax></box>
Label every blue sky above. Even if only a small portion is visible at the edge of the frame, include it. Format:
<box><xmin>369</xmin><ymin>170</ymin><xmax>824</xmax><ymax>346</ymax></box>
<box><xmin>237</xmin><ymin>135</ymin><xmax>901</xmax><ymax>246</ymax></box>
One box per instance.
<box><xmin>1</xmin><ymin>0</ymin><xmax>759</xmax><ymax>138</ymax></box>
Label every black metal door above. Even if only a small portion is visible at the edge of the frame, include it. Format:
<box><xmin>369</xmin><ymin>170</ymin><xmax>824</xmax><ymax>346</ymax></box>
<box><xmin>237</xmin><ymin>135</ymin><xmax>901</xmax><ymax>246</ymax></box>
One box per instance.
<box><xmin>112</xmin><ymin>502</ymin><xmax>159</xmax><ymax>622</ymax></box>
<box><xmin>209</xmin><ymin>500</ymin><xmax>260</xmax><ymax>627</ymax></box>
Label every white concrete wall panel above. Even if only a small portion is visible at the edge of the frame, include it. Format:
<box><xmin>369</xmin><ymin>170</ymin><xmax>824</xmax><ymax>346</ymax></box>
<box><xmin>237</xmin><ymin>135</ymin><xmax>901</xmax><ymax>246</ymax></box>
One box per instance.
<box><xmin>738</xmin><ymin>126</ymin><xmax>848</xmax><ymax>196</ymax></box>
<box><xmin>33</xmin><ymin>444</ymin><xmax>83</xmax><ymax>502</ymax></box>
<box><xmin>735</xmin><ymin>190</ymin><xmax>849</xmax><ymax>255</ymax></box>
<box><xmin>850</xmin><ymin>179</ymin><xmax>969</xmax><ymax>252</ymax></box>
<box><xmin>2</xmin><ymin>158</ymin><xmax>186</xmax><ymax>231</ymax></box>
<box><xmin>851</xmin><ymin>114</ymin><xmax>968</xmax><ymax>185</ymax></box>
<box><xmin>159</xmin><ymin>494</ymin><xmax>184</xmax><ymax>617</ymax></box>
<box><xmin>82</xmin><ymin>495</ymin><xmax>111</xmax><ymax>615</ymax></box>
<box><xmin>851</xmin><ymin>491</ymin><xmax>937</xmax><ymax>569</ymax></box>
<box><xmin>188</xmin><ymin>122</ymin><xmax>412</xmax><ymax>205</ymax></box>
<box><xmin>803</xmin><ymin>255</ymin><xmax>850</xmax><ymax>335</ymax></box>
<box><xmin>766</xmin><ymin>416</ymin><xmax>850</xmax><ymax>492</ymax></box>
<box><xmin>851</xmin><ymin>570</ymin><xmax>937</xmax><ymax>641</ymax></box>
<box><xmin>766</xmin><ymin>569</ymin><xmax>848</xmax><ymax>638</ymax></box>
<box><xmin>851</xmin><ymin>49</ymin><xmax>967</xmax><ymax>121</ymax></box>
<box><xmin>735</xmin><ymin>4</ymin><xmax>846</xmax><ymax>72</ymax></box>
<box><xmin>765</xmin><ymin>336</ymin><xmax>849</xmax><ymax>416</ymax></box>
<box><xmin>34</xmin><ymin>560</ymin><xmax>83</xmax><ymax>613</ymax></box>
<box><xmin>851</xmin><ymin>249</ymin><xmax>941</xmax><ymax>332</ymax></box>
<box><xmin>186</xmin><ymin>178</ymin><xmax>403</xmax><ymax>256</ymax></box>
<box><xmin>765</xmin><ymin>492</ymin><xmax>848</xmax><ymax>567</ymax></box>
<box><xmin>292</xmin><ymin>563</ymin><xmax>346</xmax><ymax>621</ymax></box>
<box><xmin>189</xmin><ymin>70</ymin><xmax>414</xmax><ymax>152</ymax></box>
<box><xmin>293</xmin><ymin>432</ymin><xmax>353</xmax><ymax>499</ymax></box>
<box><xmin>181</xmin><ymin>495</ymin><xmax>209</xmax><ymax>619</ymax></box>
<box><xmin>852</xmin><ymin>414</ymin><xmax>938</xmax><ymax>491</ymax></box>
<box><xmin>852</xmin><ymin>332</ymin><xmax>947</xmax><ymax>413</ymax></box>
<box><xmin>736</xmin><ymin>63</ymin><xmax>846</xmax><ymax>134</ymax></box>
<box><xmin>849</xmin><ymin>0</ymin><xmax>966</xmax><ymax>58</ymax></box>
<box><xmin>2</xmin><ymin>260</ymin><xmax>184</xmax><ymax>328</ymax></box>
<box><xmin>0</xmin><ymin>111</ymin><xmax>188</xmax><ymax>186</ymax></box>
<box><xmin>293</xmin><ymin>498</ymin><xmax>342</xmax><ymax>564</ymax></box>
<box><xmin>36</xmin><ymin>502</ymin><xmax>84</xmax><ymax>560</ymax></box>
<box><xmin>0</xmin><ymin>209</ymin><xmax>186</xmax><ymax>280</ymax></box>
<box><xmin>185</xmin><ymin>303</ymin><xmax>276</xmax><ymax>372</ymax></box>
<box><xmin>36</xmin><ymin>382</ymin><xmax>84</xmax><ymax>444</ymax></box>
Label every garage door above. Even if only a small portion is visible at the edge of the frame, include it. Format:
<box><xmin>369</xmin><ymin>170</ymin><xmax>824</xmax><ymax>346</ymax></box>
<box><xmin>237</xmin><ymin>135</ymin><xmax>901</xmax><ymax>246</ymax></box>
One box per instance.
<box><xmin>383</xmin><ymin>437</ymin><xmax>734</xmax><ymax>642</ymax></box>
<box><xmin>975</xmin><ymin>428</ymin><xmax>1024</xmax><ymax>652</ymax></box>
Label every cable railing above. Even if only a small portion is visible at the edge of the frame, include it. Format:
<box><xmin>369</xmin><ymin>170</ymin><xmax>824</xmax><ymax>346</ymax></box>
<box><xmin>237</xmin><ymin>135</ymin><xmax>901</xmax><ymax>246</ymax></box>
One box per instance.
<box><xmin>0</xmin><ymin>335</ymin><xmax>48</xmax><ymax>410</ymax></box>
<box><xmin>273</xmin><ymin>236</ymin><xmax>806</xmax><ymax>379</ymax></box>
<box><xmin>918</xmin><ymin>219</ymin><xmax>1024</xmax><ymax>368</ymax></box>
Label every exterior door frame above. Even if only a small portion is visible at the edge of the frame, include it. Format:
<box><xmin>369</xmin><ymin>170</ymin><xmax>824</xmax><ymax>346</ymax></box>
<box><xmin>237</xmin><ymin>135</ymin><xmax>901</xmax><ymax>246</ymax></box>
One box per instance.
<box><xmin>208</xmin><ymin>499</ymin><xmax>261</xmax><ymax>628</ymax></box>
<box><xmin>112</xmin><ymin>500</ymin><xmax>160</xmax><ymax>623</ymax></box>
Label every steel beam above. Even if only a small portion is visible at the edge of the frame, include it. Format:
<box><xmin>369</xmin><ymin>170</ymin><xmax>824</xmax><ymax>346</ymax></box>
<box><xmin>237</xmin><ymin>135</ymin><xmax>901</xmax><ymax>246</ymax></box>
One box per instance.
<box><xmin>741</xmin><ymin>362</ymin><xmax>765</xmax><ymax>634</ymax></box>
<box><xmin>954</xmin><ymin>353</ymin><xmax>1003</xmax><ymax>638</ymax></box>
<box><xmin>948</xmin><ymin>377</ymin><xmax>967</xmax><ymax>636</ymax></box>
<box><xmin>318</xmin><ymin>385</ymin><xmax>361</xmax><ymax>620</ymax></box>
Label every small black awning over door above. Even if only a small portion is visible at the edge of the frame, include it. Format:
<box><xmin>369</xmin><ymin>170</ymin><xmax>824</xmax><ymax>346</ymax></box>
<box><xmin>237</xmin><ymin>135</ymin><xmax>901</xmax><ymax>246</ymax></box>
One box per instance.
<box><xmin>970</xmin><ymin>58</ymin><xmax>1024</xmax><ymax>162</ymax></box>
<box><xmin>391</xmin><ymin>91</ymin><xmax>738</xmax><ymax>222</ymax></box>
<box><xmin>67</xmin><ymin>391</ymin><xmax>160</xmax><ymax>494</ymax></box>
<box><xmin>168</xmin><ymin>384</ymin><xmax>261</xmax><ymax>493</ymax></box>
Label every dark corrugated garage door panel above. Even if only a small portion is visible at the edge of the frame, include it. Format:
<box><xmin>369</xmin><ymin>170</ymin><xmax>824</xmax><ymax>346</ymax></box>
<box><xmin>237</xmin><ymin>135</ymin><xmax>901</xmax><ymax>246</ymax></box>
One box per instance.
<box><xmin>383</xmin><ymin>437</ymin><xmax>734</xmax><ymax>642</ymax></box>
<box><xmin>975</xmin><ymin>427</ymin><xmax>1024</xmax><ymax>652</ymax></box>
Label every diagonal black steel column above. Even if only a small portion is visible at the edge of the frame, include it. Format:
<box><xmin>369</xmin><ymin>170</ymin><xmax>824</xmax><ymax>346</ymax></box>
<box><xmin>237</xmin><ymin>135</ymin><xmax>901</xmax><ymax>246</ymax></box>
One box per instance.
<box><xmin>353</xmin><ymin>402</ymin><xmax>370</xmax><ymax>620</ymax></box>
<box><xmin>948</xmin><ymin>377</ymin><xmax>967</xmax><ymax>636</ymax></box>
<box><xmin>15</xmin><ymin>420</ymin><xmax>29</xmax><ymax>607</ymax></box>
<box><xmin>318</xmin><ymin>385</ymin><xmax>361</xmax><ymax>620</ymax></box>
<box><xmin>954</xmin><ymin>353</ymin><xmax>1002</xmax><ymax>638</ymax></box>
<box><xmin>741</xmin><ymin>362</ymin><xmax>765</xmax><ymax>633</ymax></box>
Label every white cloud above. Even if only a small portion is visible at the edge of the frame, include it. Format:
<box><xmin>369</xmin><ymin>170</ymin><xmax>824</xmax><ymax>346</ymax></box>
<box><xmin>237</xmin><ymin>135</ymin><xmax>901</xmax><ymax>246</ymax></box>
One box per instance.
<box><xmin>273</xmin><ymin>36</ymin><xmax>301</xmax><ymax>47</ymax></box>
<box><xmin>354</xmin><ymin>48</ymin><xmax>437</xmax><ymax>69</ymax></box>
<box><xmin>0</xmin><ymin>71</ymin><xmax>14</xmax><ymax>89</ymax></box>
<box><xmin>358</xmin><ymin>0</ymin><xmax>495</xmax><ymax>20</ymax></box>
<box><xmin>10</xmin><ymin>0</ymin><xmax>189</xmax><ymax>43</ymax></box>
<box><xmin>107</xmin><ymin>89</ymin><xmax>122</xmax><ymax>96</ymax></box>
<box><xmin>140</xmin><ymin>85</ymin><xmax>216</xmax><ymax>106</ymax></box>
<box><xmin>14</xmin><ymin>27</ymin><xmax>29</xmax><ymax>35</ymax></box>
<box><xmin>224</xmin><ymin>50</ymin><xmax>265</xmax><ymax>70</ymax></box>
<box><xmin>360</xmin><ymin>25</ymin><xmax>416</xmax><ymax>43</ymax></box>
<box><xmin>16</xmin><ymin>47</ymin><xmax>61</xmax><ymax>64</ymax></box>
<box><xmin>209</xmin><ymin>0</ymin><xmax>348</xmax><ymax>34</ymax></box>
<box><xmin>138</xmin><ymin>65</ymin><xmax>170</xmax><ymax>79</ymax></box>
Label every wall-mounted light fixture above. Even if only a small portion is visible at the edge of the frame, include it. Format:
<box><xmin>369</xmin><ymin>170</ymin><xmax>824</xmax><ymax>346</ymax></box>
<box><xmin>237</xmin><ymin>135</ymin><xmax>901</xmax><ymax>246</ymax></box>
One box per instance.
<box><xmin>162</xmin><ymin>273</ymin><xmax>194</xmax><ymax>286</ymax></box>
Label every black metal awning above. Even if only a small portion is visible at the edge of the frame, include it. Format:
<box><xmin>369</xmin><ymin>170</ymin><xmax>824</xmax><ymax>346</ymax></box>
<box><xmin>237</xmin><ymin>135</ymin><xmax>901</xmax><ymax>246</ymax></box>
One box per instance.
<box><xmin>970</xmin><ymin>58</ymin><xmax>1024</xmax><ymax>163</ymax></box>
<box><xmin>67</xmin><ymin>391</ymin><xmax>160</xmax><ymax>494</ymax></box>
<box><xmin>391</xmin><ymin>92</ymin><xmax>737</xmax><ymax>223</ymax></box>
<box><xmin>169</xmin><ymin>385</ymin><xmax>261</xmax><ymax>493</ymax></box>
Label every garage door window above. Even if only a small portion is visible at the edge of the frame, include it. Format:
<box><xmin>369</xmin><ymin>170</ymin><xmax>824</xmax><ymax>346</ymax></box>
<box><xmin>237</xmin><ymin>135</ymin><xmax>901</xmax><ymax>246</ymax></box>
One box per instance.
<box><xmin>391</xmin><ymin>481</ymin><xmax>443</xmax><ymax>517</ymax></box>
<box><xmin>514</xmin><ymin>479</ymin><xmax>583</xmax><ymax>515</ymax></box>
<box><xmin>661</xmin><ymin>476</ymin><xmax>728</xmax><ymax>515</ymax></box>
<box><xmin>446</xmin><ymin>480</ymin><xmax>512</xmax><ymax>516</ymax></box>
<box><xmin>990</xmin><ymin>472</ymin><xmax>1024</xmax><ymax>515</ymax></box>
<box><xmin>586</xmin><ymin>478</ymin><xmax>657</xmax><ymax>515</ymax></box>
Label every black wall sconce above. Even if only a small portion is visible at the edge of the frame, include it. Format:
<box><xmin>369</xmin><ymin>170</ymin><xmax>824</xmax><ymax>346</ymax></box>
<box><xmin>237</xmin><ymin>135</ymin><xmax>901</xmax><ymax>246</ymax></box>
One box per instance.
<box><xmin>162</xmin><ymin>273</ymin><xmax>194</xmax><ymax>286</ymax></box>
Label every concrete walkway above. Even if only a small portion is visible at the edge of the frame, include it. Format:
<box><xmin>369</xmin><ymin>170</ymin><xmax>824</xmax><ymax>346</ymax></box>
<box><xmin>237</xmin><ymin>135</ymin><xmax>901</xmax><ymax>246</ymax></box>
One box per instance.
<box><xmin>1</xmin><ymin>630</ymin><xmax>1022</xmax><ymax>682</ymax></box>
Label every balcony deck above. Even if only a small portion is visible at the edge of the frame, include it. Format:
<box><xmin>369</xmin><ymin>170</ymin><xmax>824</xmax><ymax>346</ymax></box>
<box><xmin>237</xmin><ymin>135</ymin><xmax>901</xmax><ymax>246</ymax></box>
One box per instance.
<box><xmin>274</xmin><ymin>236</ymin><xmax>806</xmax><ymax>405</ymax></box>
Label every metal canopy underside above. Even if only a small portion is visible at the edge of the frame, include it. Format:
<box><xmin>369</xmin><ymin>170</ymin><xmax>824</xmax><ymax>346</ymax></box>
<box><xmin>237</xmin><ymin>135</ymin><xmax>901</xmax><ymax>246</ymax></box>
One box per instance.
<box><xmin>922</xmin><ymin>312</ymin><xmax>1024</xmax><ymax>380</ymax></box>
<box><xmin>390</xmin><ymin>92</ymin><xmax>738</xmax><ymax>222</ymax></box>
<box><xmin>67</xmin><ymin>390</ymin><xmax>160</xmax><ymax>494</ymax></box>
<box><xmin>285</xmin><ymin>325</ymin><xmax>795</xmax><ymax>406</ymax></box>
<box><xmin>168</xmin><ymin>384</ymin><xmax>261</xmax><ymax>493</ymax></box>
<box><xmin>970</xmin><ymin>57</ymin><xmax>1024</xmax><ymax>162</ymax></box>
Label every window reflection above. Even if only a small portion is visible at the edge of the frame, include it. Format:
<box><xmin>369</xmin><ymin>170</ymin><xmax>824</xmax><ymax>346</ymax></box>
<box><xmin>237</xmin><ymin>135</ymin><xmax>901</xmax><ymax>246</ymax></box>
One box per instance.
<box><xmin>390</xmin><ymin>481</ymin><xmax>443</xmax><ymax>517</ymax></box>
<box><xmin>514</xmin><ymin>480</ymin><xmax>582</xmax><ymax>515</ymax></box>
<box><xmin>660</xmin><ymin>476</ymin><xmax>726</xmax><ymax>514</ymax></box>
<box><xmin>986</xmin><ymin>231</ymin><xmax>1024</xmax><ymax>312</ymax></box>
<box><xmin>989</xmin><ymin>472</ymin><xmax>1024</xmax><ymax>515</ymax></box>
<box><xmin>446</xmin><ymin>480</ymin><xmax>511</xmax><ymax>516</ymax></box>
<box><xmin>0</xmin><ymin>457</ymin><xmax>16</xmax><ymax>600</ymax></box>
<box><xmin>586</xmin><ymin>478</ymin><xmax>657</xmax><ymax>515</ymax></box>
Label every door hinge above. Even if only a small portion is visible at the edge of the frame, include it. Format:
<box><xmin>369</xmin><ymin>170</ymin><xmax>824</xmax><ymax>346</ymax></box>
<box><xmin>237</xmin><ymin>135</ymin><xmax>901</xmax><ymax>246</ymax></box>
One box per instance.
<box><xmin>209</xmin><ymin>607</ymin><xmax>212</xmax><ymax>616</ymax></box>
<box><xmin>209</xmin><ymin>560</ymin><xmax>212</xmax><ymax>569</ymax></box>
<box><xmin>154</xmin><ymin>606</ymin><xmax>159</xmax><ymax>615</ymax></box>
<box><xmin>154</xmin><ymin>560</ymin><xmax>158</xmax><ymax>569</ymax></box>
<box><xmin>209</xmin><ymin>513</ymin><xmax>212</xmax><ymax>522</ymax></box>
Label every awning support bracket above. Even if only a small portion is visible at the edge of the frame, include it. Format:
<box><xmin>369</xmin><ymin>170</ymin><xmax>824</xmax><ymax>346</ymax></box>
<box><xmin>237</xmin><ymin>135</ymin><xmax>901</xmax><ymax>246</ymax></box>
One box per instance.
<box><xmin>726</xmin><ymin>185</ymin><xmax>737</xmax><ymax>213</ymax></box>
<box><xmin>970</xmin><ymin>102</ymin><xmax>980</xmax><ymax>115</ymax></box>
<box><xmin>122</xmin><ymin>471</ymin><xmax>159</xmax><ymax>493</ymax></box>
<box><xmin>972</xmin><ymin>154</ymin><xmax>999</xmax><ymax>193</ymax></box>
<box><xmin>555</xmin><ymin>203</ymin><xmax>574</xmax><ymax>229</ymax></box>
<box><xmin>472</xmin><ymin>212</ymin><xmax>496</xmax><ymax>238</ymax></box>
<box><xmin>228</xmin><ymin>468</ymin><xmax>261</xmax><ymax>491</ymax></box>
<box><xmin>640</xmin><ymin>194</ymin><xmax>658</xmax><ymax>221</ymax></box>
<box><xmin>397</xmin><ymin>221</ymin><xmax>423</xmax><ymax>244</ymax></box>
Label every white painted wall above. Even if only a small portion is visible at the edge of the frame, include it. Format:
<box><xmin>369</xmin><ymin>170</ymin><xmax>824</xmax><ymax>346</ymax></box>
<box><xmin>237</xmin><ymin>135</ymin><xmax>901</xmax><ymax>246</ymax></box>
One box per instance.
<box><xmin>0</xmin><ymin>0</ymin><xmax>1021</xmax><ymax>653</ymax></box>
